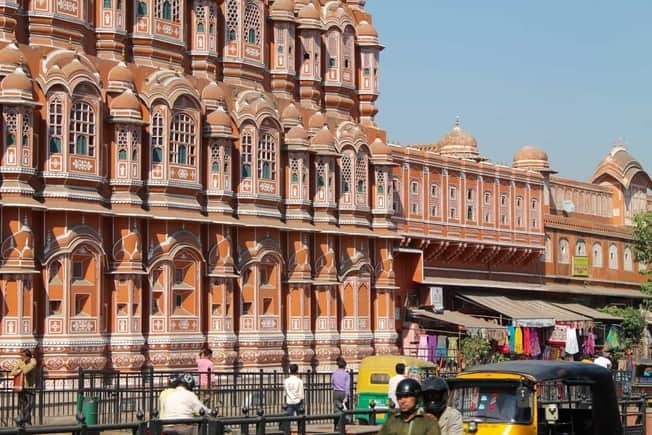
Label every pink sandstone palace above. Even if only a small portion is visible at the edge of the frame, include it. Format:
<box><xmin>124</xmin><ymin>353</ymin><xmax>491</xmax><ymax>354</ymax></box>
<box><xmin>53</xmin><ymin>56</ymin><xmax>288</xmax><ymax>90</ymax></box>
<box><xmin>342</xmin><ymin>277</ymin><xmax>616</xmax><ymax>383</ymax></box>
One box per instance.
<box><xmin>0</xmin><ymin>0</ymin><xmax>648</xmax><ymax>374</ymax></box>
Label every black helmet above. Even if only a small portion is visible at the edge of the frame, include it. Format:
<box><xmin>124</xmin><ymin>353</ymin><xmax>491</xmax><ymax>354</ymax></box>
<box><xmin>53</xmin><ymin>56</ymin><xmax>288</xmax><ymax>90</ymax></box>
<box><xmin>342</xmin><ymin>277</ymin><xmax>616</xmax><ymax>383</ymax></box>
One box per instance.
<box><xmin>178</xmin><ymin>373</ymin><xmax>196</xmax><ymax>390</ymax></box>
<box><xmin>168</xmin><ymin>373</ymin><xmax>181</xmax><ymax>387</ymax></box>
<box><xmin>422</xmin><ymin>376</ymin><xmax>449</xmax><ymax>416</ymax></box>
<box><xmin>395</xmin><ymin>378</ymin><xmax>421</xmax><ymax>399</ymax></box>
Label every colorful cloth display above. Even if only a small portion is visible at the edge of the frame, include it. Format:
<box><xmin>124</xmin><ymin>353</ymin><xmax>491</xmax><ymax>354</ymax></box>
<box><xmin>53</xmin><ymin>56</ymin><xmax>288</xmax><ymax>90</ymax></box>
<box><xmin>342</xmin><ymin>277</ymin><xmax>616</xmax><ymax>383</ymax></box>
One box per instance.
<box><xmin>514</xmin><ymin>327</ymin><xmax>523</xmax><ymax>354</ymax></box>
<box><xmin>565</xmin><ymin>327</ymin><xmax>579</xmax><ymax>355</ymax></box>
<box><xmin>604</xmin><ymin>326</ymin><xmax>621</xmax><ymax>351</ymax></box>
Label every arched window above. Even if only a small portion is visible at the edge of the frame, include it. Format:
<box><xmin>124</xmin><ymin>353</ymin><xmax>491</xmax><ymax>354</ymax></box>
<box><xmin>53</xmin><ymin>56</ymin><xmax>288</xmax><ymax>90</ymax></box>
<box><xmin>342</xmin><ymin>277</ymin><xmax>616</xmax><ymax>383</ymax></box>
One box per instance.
<box><xmin>151</xmin><ymin>111</ymin><xmax>164</xmax><ymax>164</ymax></box>
<box><xmin>531</xmin><ymin>198</ymin><xmax>539</xmax><ymax>229</ymax></box>
<box><xmin>559</xmin><ymin>238</ymin><xmax>569</xmax><ymax>264</ymax></box>
<box><xmin>575</xmin><ymin>240</ymin><xmax>586</xmax><ymax>257</ymax></box>
<box><xmin>117</xmin><ymin>127</ymin><xmax>129</xmax><ymax>161</ymax></box>
<box><xmin>608</xmin><ymin>244</ymin><xmax>618</xmax><ymax>270</ymax></box>
<box><xmin>197</xmin><ymin>22</ymin><xmax>204</xmax><ymax>33</ymax></box>
<box><xmin>69</xmin><ymin>101</ymin><xmax>95</xmax><ymax>156</ymax></box>
<box><xmin>355</xmin><ymin>152</ymin><xmax>368</xmax><ymax>196</ymax></box>
<box><xmin>240</xmin><ymin>130</ymin><xmax>253</xmax><ymax>178</ymax></box>
<box><xmin>248</xmin><ymin>29</ymin><xmax>256</xmax><ymax>44</ymax></box>
<box><xmin>592</xmin><ymin>242</ymin><xmax>603</xmax><ymax>267</ymax></box>
<box><xmin>226</xmin><ymin>0</ymin><xmax>238</xmax><ymax>41</ymax></box>
<box><xmin>257</xmin><ymin>132</ymin><xmax>276</xmax><ymax>180</ymax></box>
<box><xmin>545</xmin><ymin>235</ymin><xmax>552</xmax><ymax>263</ymax></box>
<box><xmin>170</xmin><ymin>112</ymin><xmax>195</xmax><ymax>165</ymax></box>
<box><xmin>103</xmin><ymin>0</ymin><xmax>111</xmax><ymax>7</ymax></box>
<box><xmin>4</xmin><ymin>109</ymin><xmax>17</xmax><ymax>148</ymax></box>
<box><xmin>624</xmin><ymin>247</ymin><xmax>633</xmax><ymax>271</ymax></box>
<box><xmin>48</xmin><ymin>96</ymin><xmax>64</xmax><ymax>154</ymax></box>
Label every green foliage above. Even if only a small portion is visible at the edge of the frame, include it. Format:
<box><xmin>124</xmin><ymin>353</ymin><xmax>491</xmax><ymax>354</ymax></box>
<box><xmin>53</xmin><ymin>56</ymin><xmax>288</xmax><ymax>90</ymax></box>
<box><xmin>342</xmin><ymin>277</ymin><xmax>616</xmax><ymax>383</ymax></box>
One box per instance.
<box><xmin>460</xmin><ymin>336</ymin><xmax>505</xmax><ymax>367</ymax></box>
<box><xmin>632</xmin><ymin>211</ymin><xmax>652</xmax><ymax>308</ymax></box>
<box><xmin>599</xmin><ymin>306</ymin><xmax>646</xmax><ymax>348</ymax></box>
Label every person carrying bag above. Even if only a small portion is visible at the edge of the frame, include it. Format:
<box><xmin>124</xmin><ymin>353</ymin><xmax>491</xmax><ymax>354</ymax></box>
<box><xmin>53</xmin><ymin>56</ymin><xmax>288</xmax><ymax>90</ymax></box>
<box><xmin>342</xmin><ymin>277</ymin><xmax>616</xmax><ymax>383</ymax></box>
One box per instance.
<box><xmin>10</xmin><ymin>349</ymin><xmax>37</xmax><ymax>425</ymax></box>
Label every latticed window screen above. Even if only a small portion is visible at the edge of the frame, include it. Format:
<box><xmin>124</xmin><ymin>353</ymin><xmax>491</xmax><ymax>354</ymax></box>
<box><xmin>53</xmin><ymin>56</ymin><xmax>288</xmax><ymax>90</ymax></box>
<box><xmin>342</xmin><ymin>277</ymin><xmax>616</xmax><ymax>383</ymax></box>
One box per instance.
<box><xmin>355</xmin><ymin>153</ymin><xmax>367</xmax><ymax>194</ymax></box>
<box><xmin>241</xmin><ymin>131</ymin><xmax>253</xmax><ymax>177</ymax></box>
<box><xmin>290</xmin><ymin>158</ymin><xmax>299</xmax><ymax>183</ymax></box>
<box><xmin>155</xmin><ymin>0</ymin><xmax>180</xmax><ymax>21</ymax></box>
<box><xmin>227</xmin><ymin>0</ymin><xmax>238</xmax><ymax>41</ymax></box>
<box><xmin>257</xmin><ymin>132</ymin><xmax>276</xmax><ymax>180</ymax></box>
<box><xmin>211</xmin><ymin>143</ymin><xmax>220</xmax><ymax>173</ymax></box>
<box><xmin>69</xmin><ymin>101</ymin><xmax>95</xmax><ymax>156</ymax></box>
<box><xmin>531</xmin><ymin>198</ymin><xmax>539</xmax><ymax>228</ymax></box>
<box><xmin>131</xmin><ymin>128</ymin><xmax>140</xmax><ymax>163</ymax></box>
<box><xmin>48</xmin><ymin>96</ymin><xmax>64</xmax><ymax>153</ymax></box>
<box><xmin>21</xmin><ymin>110</ymin><xmax>31</xmax><ymax>148</ymax></box>
<box><xmin>4</xmin><ymin>109</ymin><xmax>17</xmax><ymax>147</ymax></box>
<box><xmin>328</xmin><ymin>32</ymin><xmax>338</xmax><ymax>67</ymax></box>
<box><xmin>170</xmin><ymin>113</ymin><xmax>196</xmax><ymax>165</ymax></box>
<box><xmin>151</xmin><ymin>111</ymin><xmax>165</xmax><ymax>163</ymax></box>
<box><xmin>500</xmin><ymin>193</ymin><xmax>509</xmax><ymax>224</ymax></box>
<box><xmin>316</xmin><ymin>160</ymin><xmax>326</xmax><ymax>189</ymax></box>
<box><xmin>376</xmin><ymin>170</ymin><xmax>385</xmax><ymax>194</ymax></box>
<box><xmin>117</xmin><ymin>127</ymin><xmax>129</xmax><ymax>160</ymax></box>
<box><xmin>343</xmin><ymin>30</ymin><xmax>354</xmax><ymax>69</ymax></box>
<box><xmin>243</xmin><ymin>0</ymin><xmax>260</xmax><ymax>44</ymax></box>
<box><xmin>195</xmin><ymin>1</ymin><xmax>206</xmax><ymax>32</ymax></box>
<box><xmin>341</xmin><ymin>154</ymin><xmax>352</xmax><ymax>193</ymax></box>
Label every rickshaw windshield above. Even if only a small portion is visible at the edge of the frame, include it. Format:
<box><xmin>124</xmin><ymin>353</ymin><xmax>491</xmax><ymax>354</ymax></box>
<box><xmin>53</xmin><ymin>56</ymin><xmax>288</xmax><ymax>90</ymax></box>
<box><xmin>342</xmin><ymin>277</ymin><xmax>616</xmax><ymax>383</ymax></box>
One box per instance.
<box><xmin>450</xmin><ymin>381</ymin><xmax>532</xmax><ymax>424</ymax></box>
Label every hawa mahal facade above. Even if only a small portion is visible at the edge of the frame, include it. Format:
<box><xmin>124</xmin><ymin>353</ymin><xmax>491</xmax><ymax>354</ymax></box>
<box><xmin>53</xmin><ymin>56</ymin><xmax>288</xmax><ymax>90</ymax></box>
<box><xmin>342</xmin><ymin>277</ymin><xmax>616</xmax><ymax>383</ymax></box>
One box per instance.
<box><xmin>0</xmin><ymin>0</ymin><xmax>648</xmax><ymax>373</ymax></box>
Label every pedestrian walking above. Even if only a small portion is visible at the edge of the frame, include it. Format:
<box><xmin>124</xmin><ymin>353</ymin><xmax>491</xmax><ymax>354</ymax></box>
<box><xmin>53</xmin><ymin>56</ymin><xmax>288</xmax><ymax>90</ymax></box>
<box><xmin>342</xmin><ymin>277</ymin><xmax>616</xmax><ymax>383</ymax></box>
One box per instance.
<box><xmin>282</xmin><ymin>364</ymin><xmax>304</xmax><ymax>433</ymax></box>
<box><xmin>387</xmin><ymin>363</ymin><xmax>406</xmax><ymax>409</ymax></box>
<box><xmin>378</xmin><ymin>378</ymin><xmax>441</xmax><ymax>435</ymax></box>
<box><xmin>196</xmin><ymin>349</ymin><xmax>214</xmax><ymax>406</ymax></box>
<box><xmin>332</xmin><ymin>357</ymin><xmax>350</xmax><ymax>427</ymax></box>
<box><xmin>10</xmin><ymin>349</ymin><xmax>37</xmax><ymax>425</ymax></box>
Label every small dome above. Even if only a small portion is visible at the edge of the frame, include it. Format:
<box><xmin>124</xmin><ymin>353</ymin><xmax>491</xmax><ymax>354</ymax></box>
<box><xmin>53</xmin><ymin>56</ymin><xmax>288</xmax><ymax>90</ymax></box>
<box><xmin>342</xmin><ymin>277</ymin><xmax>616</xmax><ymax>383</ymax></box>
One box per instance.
<box><xmin>110</xmin><ymin>89</ymin><xmax>141</xmax><ymax>113</ymax></box>
<box><xmin>1</xmin><ymin>67</ymin><xmax>32</xmax><ymax>94</ymax></box>
<box><xmin>108</xmin><ymin>62</ymin><xmax>134</xmax><ymax>85</ymax></box>
<box><xmin>311</xmin><ymin>125</ymin><xmax>338</xmax><ymax>155</ymax></box>
<box><xmin>271</xmin><ymin>0</ymin><xmax>294</xmax><ymax>12</ymax></box>
<box><xmin>591</xmin><ymin>143</ymin><xmax>651</xmax><ymax>189</ymax></box>
<box><xmin>370</xmin><ymin>138</ymin><xmax>391</xmax><ymax>155</ymax></box>
<box><xmin>204</xmin><ymin>106</ymin><xmax>233</xmax><ymax>138</ymax></box>
<box><xmin>356</xmin><ymin>20</ymin><xmax>378</xmax><ymax>37</ymax></box>
<box><xmin>201</xmin><ymin>81</ymin><xmax>226</xmax><ymax>110</ymax></box>
<box><xmin>282</xmin><ymin>102</ymin><xmax>300</xmax><ymax>121</ymax></box>
<box><xmin>298</xmin><ymin>3</ymin><xmax>320</xmax><ymax>20</ymax></box>
<box><xmin>436</xmin><ymin>117</ymin><xmax>481</xmax><ymax>160</ymax></box>
<box><xmin>62</xmin><ymin>56</ymin><xmax>92</xmax><ymax>78</ymax></box>
<box><xmin>512</xmin><ymin>145</ymin><xmax>554</xmax><ymax>173</ymax></box>
<box><xmin>0</xmin><ymin>42</ymin><xmax>22</xmax><ymax>68</ymax></box>
<box><xmin>513</xmin><ymin>145</ymin><xmax>549</xmax><ymax>163</ymax></box>
<box><xmin>206</xmin><ymin>106</ymin><xmax>232</xmax><ymax>128</ymax></box>
<box><xmin>286</xmin><ymin>124</ymin><xmax>309</xmax><ymax>141</ymax></box>
<box><xmin>308</xmin><ymin>111</ymin><xmax>326</xmax><ymax>131</ymax></box>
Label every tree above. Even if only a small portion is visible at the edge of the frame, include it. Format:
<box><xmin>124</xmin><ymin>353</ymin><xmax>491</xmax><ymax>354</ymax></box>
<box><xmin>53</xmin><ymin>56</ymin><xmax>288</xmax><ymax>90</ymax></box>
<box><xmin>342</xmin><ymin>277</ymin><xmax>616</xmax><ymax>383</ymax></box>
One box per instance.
<box><xmin>632</xmin><ymin>211</ymin><xmax>652</xmax><ymax>299</ymax></box>
<box><xmin>599</xmin><ymin>305</ymin><xmax>646</xmax><ymax>349</ymax></box>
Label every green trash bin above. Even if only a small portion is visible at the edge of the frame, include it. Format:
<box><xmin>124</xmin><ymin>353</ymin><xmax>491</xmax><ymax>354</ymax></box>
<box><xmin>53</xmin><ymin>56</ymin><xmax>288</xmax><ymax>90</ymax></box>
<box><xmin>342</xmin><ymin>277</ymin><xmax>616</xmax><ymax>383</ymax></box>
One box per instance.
<box><xmin>81</xmin><ymin>397</ymin><xmax>99</xmax><ymax>425</ymax></box>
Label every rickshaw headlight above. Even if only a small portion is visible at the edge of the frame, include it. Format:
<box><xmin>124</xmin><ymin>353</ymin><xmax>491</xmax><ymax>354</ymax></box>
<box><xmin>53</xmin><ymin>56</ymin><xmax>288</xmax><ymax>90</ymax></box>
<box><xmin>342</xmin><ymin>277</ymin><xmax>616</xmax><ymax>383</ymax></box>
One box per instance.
<box><xmin>468</xmin><ymin>421</ymin><xmax>478</xmax><ymax>433</ymax></box>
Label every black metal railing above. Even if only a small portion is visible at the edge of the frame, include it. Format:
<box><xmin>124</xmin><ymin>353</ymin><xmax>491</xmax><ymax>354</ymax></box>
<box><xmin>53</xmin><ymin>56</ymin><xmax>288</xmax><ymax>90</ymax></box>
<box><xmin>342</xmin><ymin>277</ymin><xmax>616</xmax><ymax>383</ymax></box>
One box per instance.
<box><xmin>0</xmin><ymin>367</ymin><xmax>359</xmax><ymax>426</ymax></box>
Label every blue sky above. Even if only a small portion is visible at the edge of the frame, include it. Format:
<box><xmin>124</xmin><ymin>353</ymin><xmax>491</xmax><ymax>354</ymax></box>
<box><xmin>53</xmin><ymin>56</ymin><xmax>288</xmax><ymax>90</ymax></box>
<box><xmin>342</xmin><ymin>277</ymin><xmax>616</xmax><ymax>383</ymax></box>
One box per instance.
<box><xmin>365</xmin><ymin>1</ymin><xmax>652</xmax><ymax>181</ymax></box>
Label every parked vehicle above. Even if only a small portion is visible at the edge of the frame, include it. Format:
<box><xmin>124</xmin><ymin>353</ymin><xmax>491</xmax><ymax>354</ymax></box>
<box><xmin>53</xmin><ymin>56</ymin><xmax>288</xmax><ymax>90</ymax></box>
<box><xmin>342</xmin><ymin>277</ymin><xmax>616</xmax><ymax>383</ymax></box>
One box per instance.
<box><xmin>630</xmin><ymin>359</ymin><xmax>652</xmax><ymax>402</ymax></box>
<box><xmin>448</xmin><ymin>360</ymin><xmax>624</xmax><ymax>434</ymax></box>
<box><xmin>355</xmin><ymin>355</ymin><xmax>436</xmax><ymax>424</ymax></box>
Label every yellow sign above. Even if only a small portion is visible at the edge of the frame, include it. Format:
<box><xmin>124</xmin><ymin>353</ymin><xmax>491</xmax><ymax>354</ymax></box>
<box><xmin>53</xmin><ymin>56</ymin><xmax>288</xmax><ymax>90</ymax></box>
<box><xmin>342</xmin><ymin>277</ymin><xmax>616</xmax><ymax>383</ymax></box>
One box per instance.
<box><xmin>572</xmin><ymin>256</ymin><xmax>589</xmax><ymax>277</ymax></box>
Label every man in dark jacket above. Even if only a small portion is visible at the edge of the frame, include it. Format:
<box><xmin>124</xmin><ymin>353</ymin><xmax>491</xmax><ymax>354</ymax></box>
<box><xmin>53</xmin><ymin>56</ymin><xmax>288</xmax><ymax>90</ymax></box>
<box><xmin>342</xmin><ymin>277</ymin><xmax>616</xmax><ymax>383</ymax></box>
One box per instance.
<box><xmin>378</xmin><ymin>378</ymin><xmax>441</xmax><ymax>435</ymax></box>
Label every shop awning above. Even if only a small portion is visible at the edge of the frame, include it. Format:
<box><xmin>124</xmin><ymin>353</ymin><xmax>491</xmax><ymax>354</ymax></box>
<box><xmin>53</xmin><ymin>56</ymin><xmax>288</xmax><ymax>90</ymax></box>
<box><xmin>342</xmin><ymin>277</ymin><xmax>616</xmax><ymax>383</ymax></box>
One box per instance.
<box><xmin>458</xmin><ymin>293</ymin><xmax>590</xmax><ymax>327</ymax></box>
<box><xmin>420</xmin><ymin>276</ymin><xmax>650</xmax><ymax>299</ymax></box>
<box><xmin>551</xmin><ymin>302</ymin><xmax>622</xmax><ymax>321</ymax></box>
<box><xmin>409</xmin><ymin>308</ymin><xmax>506</xmax><ymax>330</ymax></box>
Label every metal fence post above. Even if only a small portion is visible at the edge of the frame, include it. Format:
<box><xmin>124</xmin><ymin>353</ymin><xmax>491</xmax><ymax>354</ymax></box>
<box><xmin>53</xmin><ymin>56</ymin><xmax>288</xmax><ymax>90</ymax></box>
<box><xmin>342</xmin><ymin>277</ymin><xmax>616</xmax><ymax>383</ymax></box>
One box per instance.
<box><xmin>255</xmin><ymin>415</ymin><xmax>266</xmax><ymax>435</ymax></box>
<box><xmin>241</xmin><ymin>407</ymin><xmax>250</xmax><ymax>435</ymax></box>
<box><xmin>38</xmin><ymin>366</ymin><xmax>45</xmax><ymax>425</ymax></box>
<box><xmin>348</xmin><ymin>369</ymin><xmax>354</xmax><ymax>409</ymax></box>
<box><xmin>258</xmin><ymin>369</ymin><xmax>264</xmax><ymax>410</ymax></box>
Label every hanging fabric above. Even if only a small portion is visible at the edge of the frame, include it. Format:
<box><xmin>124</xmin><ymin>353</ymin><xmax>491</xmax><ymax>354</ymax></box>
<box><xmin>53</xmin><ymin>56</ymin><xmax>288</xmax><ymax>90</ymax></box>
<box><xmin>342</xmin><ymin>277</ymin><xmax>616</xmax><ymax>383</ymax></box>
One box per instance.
<box><xmin>604</xmin><ymin>326</ymin><xmax>621</xmax><ymax>351</ymax></box>
<box><xmin>514</xmin><ymin>327</ymin><xmax>524</xmax><ymax>354</ymax></box>
<box><xmin>565</xmin><ymin>327</ymin><xmax>579</xmax><ymax>355</ymax></box>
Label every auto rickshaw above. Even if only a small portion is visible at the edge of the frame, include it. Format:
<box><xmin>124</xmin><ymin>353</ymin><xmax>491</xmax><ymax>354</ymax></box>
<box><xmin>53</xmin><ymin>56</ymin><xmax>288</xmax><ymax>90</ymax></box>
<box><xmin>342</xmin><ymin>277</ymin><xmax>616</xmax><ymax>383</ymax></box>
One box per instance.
<box><xmin>355</xmin><ymin>355</ymin><xmax>436</xmax><ymax>424</ymax></box>
<box><xmin>448</xmin><ymin>360</ymin><xmax>623</xmax><ymax>434</ymax></box>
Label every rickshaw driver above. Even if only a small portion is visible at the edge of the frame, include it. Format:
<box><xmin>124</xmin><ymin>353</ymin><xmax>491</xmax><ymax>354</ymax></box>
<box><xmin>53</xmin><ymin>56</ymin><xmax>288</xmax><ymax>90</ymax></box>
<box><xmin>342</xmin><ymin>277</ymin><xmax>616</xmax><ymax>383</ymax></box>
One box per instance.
<box><xmin>378</xmin><ymin>378</ymin><xmax>441</xmax><ymax>435</ymax></box>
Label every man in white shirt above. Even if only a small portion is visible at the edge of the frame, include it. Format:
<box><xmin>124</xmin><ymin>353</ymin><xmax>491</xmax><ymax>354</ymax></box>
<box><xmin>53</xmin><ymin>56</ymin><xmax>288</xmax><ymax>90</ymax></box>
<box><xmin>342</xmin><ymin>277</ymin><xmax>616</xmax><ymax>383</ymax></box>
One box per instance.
<box><xmin>283</xmin><ymin>364</ymin><xmax>305</xmax><ymax>432</ymax></box>
<box><xmin>594</xmin><ymin>353</ymin><xmax>613</xmax><ymax>370</ymax></box>
<box><xmin>162</xmin><ymin>373</ymin><xmax>209</xmax><ymax>435</ymax></box>
<box><xmin>387</xmin><ymin>363</ymin><xmax>406</xmax><ymax>409</ymax></box>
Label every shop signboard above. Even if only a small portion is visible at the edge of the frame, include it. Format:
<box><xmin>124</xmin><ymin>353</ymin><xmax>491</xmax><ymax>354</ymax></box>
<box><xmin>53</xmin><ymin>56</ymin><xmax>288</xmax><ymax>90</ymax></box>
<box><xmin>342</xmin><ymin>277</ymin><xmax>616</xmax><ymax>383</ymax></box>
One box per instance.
<box><xmin>572</xmin><ymin>256</ymin><xmax>589</xmax><ymax>277</ymax></box>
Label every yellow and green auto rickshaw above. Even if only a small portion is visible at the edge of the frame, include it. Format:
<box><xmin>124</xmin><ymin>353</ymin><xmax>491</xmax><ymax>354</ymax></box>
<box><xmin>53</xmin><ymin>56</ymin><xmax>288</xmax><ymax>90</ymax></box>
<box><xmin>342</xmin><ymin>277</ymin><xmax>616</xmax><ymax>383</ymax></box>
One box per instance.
<box><xmin>448</xmin><ymin>360</ymin><xmax>624</xmax><ymax>435</ymax></box>
<box><xmin>355</xmin><ymin>355</ymin><xmax>436</xmax><ymax>424</ymax></box>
